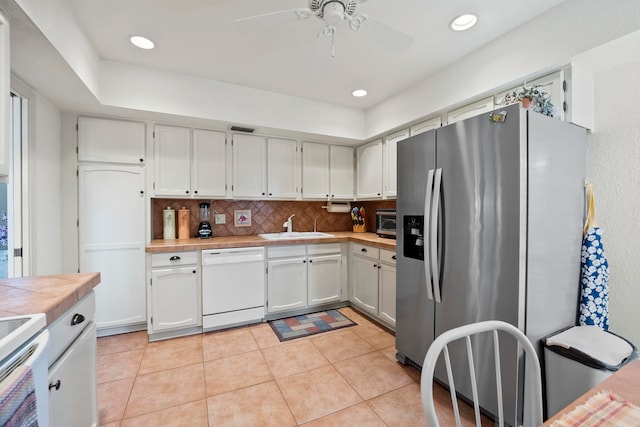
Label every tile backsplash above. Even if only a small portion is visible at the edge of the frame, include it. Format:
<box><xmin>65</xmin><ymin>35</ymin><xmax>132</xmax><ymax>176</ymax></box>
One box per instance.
<box><xmin>152</xmin><ymin>199</ymin><xmax>395</xmax><ymax>240</ymax></box>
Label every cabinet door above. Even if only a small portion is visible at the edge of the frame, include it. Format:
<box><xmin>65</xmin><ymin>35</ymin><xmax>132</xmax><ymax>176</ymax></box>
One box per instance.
<box><xmin>267</xmin><ymin>137</ymin><xmax>299</xmax><ymax>199</ymax></box>
<box><xmin>48</xmin><ymin>322</ymin><xmax>97</xmax><ymax>427</ymax></box>
<box><xmin>232</xmin><ymin>134</ymin><xmax>267</xmax><ymax>198</ymax></box>
<box><xmin>379</xmin><ymin>263</ymin><xmax>396</xmax><ymax>327</ymax></box>
<box><xmin>79</xmin><ymin>165</ymin><xmax>146</xmax><ymax>330</ymax></box>
<box><xmin>150</xmin><ymin>267</ymin><xmax>199</xmax><ymax>332</ymax></box>
<box><xmin>410</xmin><ymin>116</ymin><xmax>442</xmax><ymax>136</ymax></box>
<box><xmin>192</xmin><ymin>129</ymin><xmax>227</xmax><ymax>197</ymax></box>
<box><xmin>495</xmin><ymin>70</ymin><xmax>566</xmax><ymax>121</ymax></box>
<box><xmin>329</xmin><ymin>145</ymin><xmax>354</xmax><ymax>200</ymax></box>
<box><xmin>356</xmin><ymin>139</ymin><xmax>383</xmax><ymax>199</ymax></box>
<box><xmin>351</xmin><ymin>255</ymin><xmax>379</xmax><ymax>316</ymax></box>
<box><xmin>267</xmin><ymin>258</ymin><xmax>307</xmax><ymax>312</ymax></box>
<box><xmin>154</xmin><ymin>125</ymin><xmax>191</xmax><ymax>196</ymax></box>
<box><xmin>446</xmin><ymin>96</ymin><xmax>495</xmax><ymax>124</ymax></box>
<box><xmin>302</xmin><ymin>142</ymin><xmax>329</xmax><ymax>199</ymax></box>
<box><xmin>78</xmin><ymin>117</ymin><xmax>145</xmax><ymax>165</ymax></box>
<box><xmin>383</xmin><ymin>129</ymin><xmax>409</xmax><ymax>199</ymax></box>
<box><xmin>307</xmin><ymin>254</ymin><xmax>342</xmax><ymax>305</ymax></box>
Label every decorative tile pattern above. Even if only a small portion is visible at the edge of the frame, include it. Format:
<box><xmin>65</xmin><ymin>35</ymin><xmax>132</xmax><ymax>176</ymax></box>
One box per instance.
<box><xmin>151</xmin><ymin>198</ymin><xmax>395</xmax><ymax>239</ymax></box>
<box><xmin>269</xmin><ymin>309</ymin><xmax>356</xmax><ymax>341</ymax></box>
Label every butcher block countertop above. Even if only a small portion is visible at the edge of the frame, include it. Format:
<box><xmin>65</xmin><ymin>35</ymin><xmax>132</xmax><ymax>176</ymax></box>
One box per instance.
<box><xmin>146</xmin><ymin>231</ymin><xmax>397</xmax><ymax>253</ymax></box>
<box><xmin>0</xmin><ymin>272</ymin><xmax>101</xmax><ymax>324</ymax></box>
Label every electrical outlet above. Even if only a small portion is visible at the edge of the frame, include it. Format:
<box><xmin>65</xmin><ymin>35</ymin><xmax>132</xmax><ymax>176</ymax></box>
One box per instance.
<box><xmin>214</xmin><ymin>214</ymin><xmax>226</xmax><ymax>224</ymax></box>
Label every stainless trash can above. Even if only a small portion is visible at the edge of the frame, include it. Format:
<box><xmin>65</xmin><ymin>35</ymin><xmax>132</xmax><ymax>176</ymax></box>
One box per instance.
<box><xmin>543</xmin><ymin>326</ymin><xmax>638</xmax><ymax>418</ymax></box>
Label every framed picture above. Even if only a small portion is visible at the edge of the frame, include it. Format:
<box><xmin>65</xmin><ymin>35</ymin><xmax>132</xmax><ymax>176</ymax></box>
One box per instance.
<box><xmin>234</xmin><ymin>209</ymin><xmax>251</xmax><ymax>227</ymax></box>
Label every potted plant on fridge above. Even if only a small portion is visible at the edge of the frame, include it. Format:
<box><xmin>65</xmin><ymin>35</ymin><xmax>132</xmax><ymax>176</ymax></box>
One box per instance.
<box><xmin>502</xmin><ymin>84</ymin><xmax>557</xmax><ymax>117</ymax></box>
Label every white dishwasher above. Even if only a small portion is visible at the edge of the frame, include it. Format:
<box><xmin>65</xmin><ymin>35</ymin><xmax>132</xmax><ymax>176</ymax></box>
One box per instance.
<box><xmin>201</xmin><ymin>247</ymin><xmax>265</xmax><ymax>331</ymax></box>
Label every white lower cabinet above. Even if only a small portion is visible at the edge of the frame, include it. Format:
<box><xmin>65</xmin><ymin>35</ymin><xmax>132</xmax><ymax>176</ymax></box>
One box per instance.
<box><xmin>47</xmin><ymin>292</ymin><xmax>97</xmax><ymax>427</ymax></box>
<box><xmin>148</xmin><ymin>251</ymin><xmax>201</xmax><ymax>338</ymax></box>
<box><xmin>266</xmin><ymin>243</ymin><xmax>343</xmax><ymax>314</ymax></box>
<box><xmin>267</xmin><ymin>255</ymin><xmax>308</xmax><ymax>312</ymax></box>
<box><xmin>350</xmin><ymin>243</ymin><xmax>397</xmax><ymax>329</ymax></box>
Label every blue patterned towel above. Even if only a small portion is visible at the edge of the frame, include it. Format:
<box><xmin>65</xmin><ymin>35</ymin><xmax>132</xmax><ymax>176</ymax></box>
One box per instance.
<box><xmin>579</xmin><ymin>227</ymin><xmax>609</xmax><ymax>329</ymax></box>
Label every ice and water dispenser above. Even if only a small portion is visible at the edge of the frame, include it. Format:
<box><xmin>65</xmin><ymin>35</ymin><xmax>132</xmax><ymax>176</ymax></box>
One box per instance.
<box><xmin>403</xmin><ymin>215</ymin><xmax>424</xmax><ymax>260</ymax></box>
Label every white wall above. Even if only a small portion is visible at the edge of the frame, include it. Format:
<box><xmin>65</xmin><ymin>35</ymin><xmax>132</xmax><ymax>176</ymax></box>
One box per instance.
<box><xmin>587</xmin><ymin>60</ymin><xmax>640</xmax><ymax>347</ymax></box>
<box><xmin>29</xmin><ymin>93</ymin><xmax>62</xmax><ymax>275</ymax></box>
<box><xmin>60</xmin><ymin>113</ymin><xmax>78</xmax><ymax>274</ymax></box>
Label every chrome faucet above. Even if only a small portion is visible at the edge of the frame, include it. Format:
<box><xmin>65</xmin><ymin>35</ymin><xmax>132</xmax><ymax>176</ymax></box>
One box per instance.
<box><xmin>283</xmin><ymin>214</ymin><xmax>295</xmax><ymax>233</ymax></box>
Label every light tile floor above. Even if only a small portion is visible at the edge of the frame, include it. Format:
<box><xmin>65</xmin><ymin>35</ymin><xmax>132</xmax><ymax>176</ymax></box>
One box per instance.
<box><xmin>97</xmin><ymin>307</ymin><xmax>489</xmax><ymax>426</ymax></box>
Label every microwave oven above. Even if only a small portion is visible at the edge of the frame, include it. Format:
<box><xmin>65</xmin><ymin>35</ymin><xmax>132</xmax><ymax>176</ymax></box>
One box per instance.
<box><xmin>376</xmin><ymin>209</ymin><xmax>396</xmax><ymax>239</ymax></box>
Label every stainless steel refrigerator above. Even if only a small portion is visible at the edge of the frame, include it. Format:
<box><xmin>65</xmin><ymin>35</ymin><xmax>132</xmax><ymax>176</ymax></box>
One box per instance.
<box><xmin>396</xmin><ymin>103</ymin><xmax>586</xmax><ymax>426</ymax></box>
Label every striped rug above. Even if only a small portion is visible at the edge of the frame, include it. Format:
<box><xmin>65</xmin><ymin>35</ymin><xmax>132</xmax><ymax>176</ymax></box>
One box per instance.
<box><xmin>268</xmin><ymin>309</ymin><xmax>356</xmax><ymax>342</ymax></box>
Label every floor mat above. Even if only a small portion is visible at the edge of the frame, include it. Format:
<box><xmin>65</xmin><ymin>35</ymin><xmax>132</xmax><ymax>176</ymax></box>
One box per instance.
<box><xmin>268</xmin><ymin>309</ymin><xmax>356</xmax><ymax>342</ymax></box>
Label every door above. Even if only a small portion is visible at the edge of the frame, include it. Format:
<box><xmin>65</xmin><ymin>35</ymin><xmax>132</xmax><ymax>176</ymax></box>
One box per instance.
<box><xmin>79</xmin><ymin>165</ymin><xmax>146</xmax><ymax>330</ymax></box>
<box><xmin>395</xmin><ymin>129</ymin><xmax>436</xmax><ymax>367</ymax></box>
<box><xmin>232</xmin><ymin>134</ymin><xmax>267</xmax><ymax>198</ymax></box>
<box><xmin>267</xmin><ymin>258</ymin><xmax>307</xmax><ymax>312</ymax></box>
<box><xmin>48</xmin><ymin>322</ymin><xmax>98</xmax><ymax>427</ymax></box>
<box><xmin>351</xmin><ymin>255</ymin><xmax>378</xmax><ymax>315</ymax></box>
<box><xmin>267</xmin><ymin>137</ymin><xmax>298</xmax><ymax>199</ymax></box>
<box><xmin>379</xmin><ymin>262</ymin><xmax>396</xmax><ymax>326</ymax></box>
<box><xmin>151</xmin><ymin>267</ymin><xmax>199</xmax><ymax>332</ymax></box>
<box><xmin>78</xmin><ymin>117</ymin><xmax>145</xmax><ymax>165</ymax></box>
<box><xmin>154</xmin><ymin>125</ymin><xmax>191</xmax><ymax>196</ymax></box>
<box><xmin>329</xmin><ymin>145</ymin><xmax>354</xmax><ymax>200</ymax></box>
<box><xmin>307</xmin><ymin>253</ymin><xmax>341</xmax><ymax>305</ymax></box>
<box><xmin>434</xmin><ymin>103</ymin><xmax>525</xmax><ymax>423</ymax></box>
<box><xmin>356</xmin><ymin>139</ymin><xmax>382</xmax><ymax>199</ymax></box>
<box><xmin>192</xmin><ymin>129</ymin><xmax>226</xmax><ymax>197</ymax></box>
<box><xmin>302</xmin><ymin>142</ymin><xmax>329</xmax><ymax>199</ymax></box>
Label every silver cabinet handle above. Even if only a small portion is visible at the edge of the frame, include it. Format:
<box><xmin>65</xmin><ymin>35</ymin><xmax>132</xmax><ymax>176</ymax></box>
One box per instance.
<box><xmin>431</xmin><ymin>168</ymin><xmax>442</xmax><ymax>303</ymax></box>
<box><xmin>424</xmin><ymin>169</ymin><xmax>434</xmax><ymax>301</ymax></box>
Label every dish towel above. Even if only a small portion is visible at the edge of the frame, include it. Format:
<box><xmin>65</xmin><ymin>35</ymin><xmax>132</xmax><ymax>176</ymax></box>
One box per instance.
<box><xmin>550</xmin><ymin>391</ymin><xmax>640</xmax><ymax>427</ymax></box>
<box><xmin>0</xmin><ymin>365</ymin><xmax>38</xmax><ymax>427</ymax></box>
<box><xmin>579</xmin><ymin>184</ymin><xmax>609</xmax><ymax>330</ymax></box>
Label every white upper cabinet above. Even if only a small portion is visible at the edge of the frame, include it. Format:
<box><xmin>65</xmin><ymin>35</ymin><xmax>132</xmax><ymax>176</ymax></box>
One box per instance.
<box><xmin>383</xmin><ymin>129</ymin><xmax>409</xmax><ymax>199</ymax></box>
<box><xmin>78</xmin><ymin>117</ymin><xmax>145</xmax><ymax>165</ymax></box>
<box><xmin>192</xmin><ymin>129</ymin><xmax>227</xmax><ymax>198</ymax></box>
<box><xmin>329</xmin><ymin>145</ymin><xmax>354</xmax><ymax>200</ymax></box>
<box><xmin>302</xmin><ymin>142</ymin><xmax>330</xmax><ymax>199</ymax></box>
<box><xmin>232</xmin><ymin>133</ymin><xmax>267</xmax><ymax>198</ymax></box>
<box><xmin>446</xmin><ymin>96</ymin><xmax>495</xmax><ymax>124</ymax></box>
<box><xmin>267</xmin><ymin>137</ymin><xmax>299</xmax><ymax>199</ymax></box>
<box><xmin>356</xmin><ymin>139</ymin><xmax>383</xmax><ymax>199</ymax></box>
<box><xmin>410</xmin><ymin>116</ymin><xmax>442</xmax><ymax>136</ymax></box>
<box><xmin>154</xmin><ymin>125</ymin><xmax>191</xmax><ymax>196</ymax></box>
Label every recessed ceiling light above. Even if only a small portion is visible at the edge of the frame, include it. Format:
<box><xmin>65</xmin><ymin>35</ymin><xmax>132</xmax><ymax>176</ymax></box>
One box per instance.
<box><xmin>450</xmin><ymin>14</ymin><xmax>477</xmax><ymax>32</ymax></box>
<box><xmin>130</xmin><ymin>35</ymin><xmax>155</xmax><ymax>50</ymax></box>
<box><xmin>352</xmin><ymin>89</ymin><xmax>368</xmax><ymax>97</ymax></box>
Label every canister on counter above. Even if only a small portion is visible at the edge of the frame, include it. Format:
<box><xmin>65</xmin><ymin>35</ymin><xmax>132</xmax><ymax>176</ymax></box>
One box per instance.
<box><xmin>178</xmin><ymin>207</ymin><xmax>190</xmax><ymax>239</ymax></box>
<box><xmin>163</xmin><ymin>206</ymin><xmax>176</xmax><ymax>239</ymax></box>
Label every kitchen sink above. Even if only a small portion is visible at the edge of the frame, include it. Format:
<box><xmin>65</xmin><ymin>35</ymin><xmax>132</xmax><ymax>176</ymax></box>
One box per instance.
<box><xmin>0</xmin><ymin>313</ymin><xmax>46</xmax><ymax>362</ymax></box>
<box><xmin>258</xmin><ymin>231</ymin><xmax>334</xmax><ymax>240</ymax></box>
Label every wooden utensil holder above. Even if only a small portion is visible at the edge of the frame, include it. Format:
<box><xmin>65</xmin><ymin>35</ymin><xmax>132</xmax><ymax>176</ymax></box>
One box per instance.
<box><xmin>353</xmin><ymin>223</ymin><xmax>366</xmax><ymax>233</ymax></box>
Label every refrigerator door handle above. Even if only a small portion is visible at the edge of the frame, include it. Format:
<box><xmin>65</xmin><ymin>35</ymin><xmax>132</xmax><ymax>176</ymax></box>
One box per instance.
<box><xmin>424</xmin><ymin>169</ymin><xmax>435</xmax><ymax>300</ymax></box>
<box><xmin>431</xmin><ymin>168</ymin><xmax>443</xmax><ymax>303</ymax></box>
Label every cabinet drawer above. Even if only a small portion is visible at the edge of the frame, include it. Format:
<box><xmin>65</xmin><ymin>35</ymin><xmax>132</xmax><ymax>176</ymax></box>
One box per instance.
<box><xmin>266</xmin><ymin>245</ymin><xmax>306</xmax><ymax>258</ymax></box>
<box><xmin>351</xmin><ymin>243</ymin><xmax>379</xmax><ymax>260</ymax></box>
<box><xmin>151</xmin><ymin>251</ymin><xmax>198</xmax><ymax>267</ymax></box>
<box><xmin>307</xmin><ymin>243</ymin><xmax>341</xmax><ymax>256</ymax></box>
<box><xmin>47</xmin><ymin>291</ymin><xmax>96</xmax><ymax>366</ymax></box>
<box><xmin>380</xmin><ymin>249</ymin><xmax>397</xmax><ymax>265</ymax></box>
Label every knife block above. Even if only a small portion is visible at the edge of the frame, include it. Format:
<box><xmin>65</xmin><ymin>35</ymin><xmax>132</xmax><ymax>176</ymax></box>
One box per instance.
<box><xmin>353</xmin><ymin>223</ymin><xmax>366</xmax><ymax>233</ymax></box>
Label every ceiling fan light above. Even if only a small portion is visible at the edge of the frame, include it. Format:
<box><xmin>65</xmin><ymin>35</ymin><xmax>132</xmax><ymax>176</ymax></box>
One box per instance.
<box><xmin>130</xmin><ymin>35</ymin><xmax>155</xmax><ymax>49</ymax></box>
<box><xmin>352</xmin><ymin>89</ymin><xmax>368</xmax><ymax>97</ymax></box>
<box><xmin>323</xmin><ymin>2</ymin><xmax>345</xmax><ymax>26</ymax></box>
<box><xmin>450</xmin><ymin>14</ymin><xmax>477</xmax><ymax>32</ymax></box>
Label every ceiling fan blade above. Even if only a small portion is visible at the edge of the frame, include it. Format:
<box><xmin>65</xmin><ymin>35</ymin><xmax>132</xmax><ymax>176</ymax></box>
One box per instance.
<box><xmin>354</xmin><ymin>15</ymin><xmax>414</xmax><ymax>53</ymax></box>
<box><xmin>233</xmin><ymin>9</ymin><xmax>311</xmax><ymax>33</ymax></box>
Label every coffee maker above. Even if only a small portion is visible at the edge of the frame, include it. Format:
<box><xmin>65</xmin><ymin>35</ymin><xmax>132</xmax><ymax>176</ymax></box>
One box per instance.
<box><xmin>197</xmin><ymin>202</ymin><xmax>212</xmax><ymax>238</ymax></box>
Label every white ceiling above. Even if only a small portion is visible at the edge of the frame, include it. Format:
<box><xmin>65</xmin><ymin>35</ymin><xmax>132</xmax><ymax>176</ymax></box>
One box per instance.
<box><xmin>64</xmin><ymin>0</ymin><xmax>565</xmax><ymax>110</ymax></box>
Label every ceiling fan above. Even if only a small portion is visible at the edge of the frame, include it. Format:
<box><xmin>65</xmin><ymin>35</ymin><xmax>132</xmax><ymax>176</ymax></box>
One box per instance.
<box><xmin>233</xmin><ymin>0</ymin><xmax>414</xmax><ymax>57</ymax></box>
